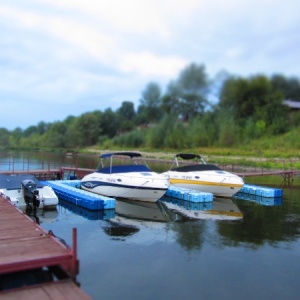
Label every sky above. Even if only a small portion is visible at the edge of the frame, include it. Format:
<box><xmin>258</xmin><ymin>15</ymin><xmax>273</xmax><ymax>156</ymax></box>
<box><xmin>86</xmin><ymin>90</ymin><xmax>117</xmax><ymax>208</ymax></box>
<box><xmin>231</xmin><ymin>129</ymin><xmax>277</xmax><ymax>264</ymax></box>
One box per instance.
<box><xmin>1</xmin><ymin>0</ymin><xmax>300</xmax><ymax>130</ymax></box>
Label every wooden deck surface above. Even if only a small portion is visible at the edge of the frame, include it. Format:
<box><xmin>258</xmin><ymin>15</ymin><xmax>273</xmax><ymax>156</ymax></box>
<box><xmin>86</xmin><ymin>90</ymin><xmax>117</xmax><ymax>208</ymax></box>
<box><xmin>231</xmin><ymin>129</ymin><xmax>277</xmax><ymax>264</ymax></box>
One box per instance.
<box><xmin>0</xmin><ymin>196</ymin><xmax>91</xmax><ymax>299</ymax></box>
<box><xmin>0</xmin><ymin>197</ymin><xmax>73</xmax><ymax>275</ymax></box>
<box><xmin>0</xmin><ymin>280</ymin><xmax>92</xmax><ymax>300</ymax></box>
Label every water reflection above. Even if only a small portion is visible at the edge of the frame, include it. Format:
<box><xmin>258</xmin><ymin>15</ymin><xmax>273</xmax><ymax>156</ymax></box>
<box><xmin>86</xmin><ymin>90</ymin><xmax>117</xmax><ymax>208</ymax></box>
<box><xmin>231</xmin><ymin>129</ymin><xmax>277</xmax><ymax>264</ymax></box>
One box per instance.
<box><xmin>58</xmin><ymin>199</ymin><xmax>115</xmax><ymax>220</ymax></box>
<box><xmin>31</xmin><ymin>177</ymin><xmax>300</xmax><ymax>250</ymax></box>
<box><xmin>161</xmin><ymin>196</ymin><xmax>243</xmax><ymax>221</ymax></box>
<box><xmin>102</xmin><ymin>199</ymin><xmax>172</xmax><ymax>240</ymax></box>
<box><xmin>221</xmin><ymin>197</ymin><xmax>300</xmax><ymax>247</ymax></box>
<box><xmin>22</xmin><ymin>205</ymin><xmax>59</xmax><ymax>224</ymax></box>
<box><xmin>100</xmin><ymin>197</ymin><xmax>245</xmax><ymax>244</ymax></box>
<box><xmin>115</xmin><ymin>198</ymin><xmax>170</xmax><ymax>222</ymax></box>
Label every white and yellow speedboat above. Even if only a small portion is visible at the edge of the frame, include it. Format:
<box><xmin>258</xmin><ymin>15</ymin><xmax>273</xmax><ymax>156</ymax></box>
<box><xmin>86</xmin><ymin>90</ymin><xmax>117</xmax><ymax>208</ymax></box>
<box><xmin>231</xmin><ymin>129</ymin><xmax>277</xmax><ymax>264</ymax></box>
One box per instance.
<box><xmin>162</xmin><ymin>153</ymin><xmax>244</xmax><ymax>198</ymax></box>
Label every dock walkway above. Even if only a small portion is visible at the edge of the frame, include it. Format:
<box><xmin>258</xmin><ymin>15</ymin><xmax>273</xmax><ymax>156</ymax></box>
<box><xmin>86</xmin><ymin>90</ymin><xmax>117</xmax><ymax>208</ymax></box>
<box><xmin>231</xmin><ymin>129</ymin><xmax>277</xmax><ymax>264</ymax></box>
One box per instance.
<box><xmin>0</xmin><ymin>195</ymin><xmax>91</xmax><ymax>299</ymax></box>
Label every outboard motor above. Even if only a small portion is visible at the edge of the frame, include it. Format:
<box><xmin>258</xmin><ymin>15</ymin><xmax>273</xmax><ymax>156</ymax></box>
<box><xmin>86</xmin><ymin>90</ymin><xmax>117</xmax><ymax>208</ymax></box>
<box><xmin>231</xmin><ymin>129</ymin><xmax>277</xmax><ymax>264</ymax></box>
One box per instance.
<box><xmin>21</xmin><ymin>179</ymin><xmax>40</xmax><ymax>208</ymax></box>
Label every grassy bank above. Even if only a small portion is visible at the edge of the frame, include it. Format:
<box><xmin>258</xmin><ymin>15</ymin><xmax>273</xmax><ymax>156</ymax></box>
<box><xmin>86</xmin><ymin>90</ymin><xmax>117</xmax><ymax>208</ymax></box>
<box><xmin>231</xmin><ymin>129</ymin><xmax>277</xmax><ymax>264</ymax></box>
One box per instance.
<box><xmin>83</xmin><ymin>145</ymin><xmax>300</xmax><ymax>171</ymax></box>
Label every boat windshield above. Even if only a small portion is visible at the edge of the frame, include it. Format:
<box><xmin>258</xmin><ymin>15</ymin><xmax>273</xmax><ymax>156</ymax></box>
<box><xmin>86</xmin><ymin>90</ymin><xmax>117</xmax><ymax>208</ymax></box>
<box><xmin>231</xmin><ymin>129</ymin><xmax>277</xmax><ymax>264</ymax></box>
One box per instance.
<box><xmin>98</xmin><ymin>164</ymin><xmax>152</xmax><ymax>174</ymax></box>
<box><xmin>172</xmin><ymin>153</ymin><xmax>207</xmax><ymax>168</ymax></box>
<box><xmin>171</xmin><ymin>164</ymin><xmax>221</xmax><ymax>172</ymax></box>
<box><xmin>96</xmin><ymin>152</ymin><xmax>151</xmax><ymax>174</ymax></box>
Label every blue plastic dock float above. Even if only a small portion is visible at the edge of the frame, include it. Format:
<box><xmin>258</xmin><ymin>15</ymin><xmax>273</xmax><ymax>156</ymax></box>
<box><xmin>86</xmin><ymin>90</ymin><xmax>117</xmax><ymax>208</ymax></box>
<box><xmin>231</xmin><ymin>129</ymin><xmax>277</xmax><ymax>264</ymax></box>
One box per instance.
<box><xmin>42</xmin><ymin>180</ymin><xmax>116</xmax><ymax>211</ymax></box>
<box><xmin>234</xmin><ymin>192</ymin><xmax>283</xmax><ymax>206</ymax></box>
<box><xmin>59</xmin><ymin>198</ymin><xmax>115</xmax><ymax>220</ymax></box>
<box><xmin>234</xmin><ymin>184</ymin><xmax>284</xmax><ymax>206</ymax></box>
<box><xmin>166</xmin><ymin>185</ymin><xmax>214</xmax><ymax>203</ymax></box>
<box><xmin>238</xmin><ymin>184</ymin><xmax>283</xmax><ymax>198</ymax></box>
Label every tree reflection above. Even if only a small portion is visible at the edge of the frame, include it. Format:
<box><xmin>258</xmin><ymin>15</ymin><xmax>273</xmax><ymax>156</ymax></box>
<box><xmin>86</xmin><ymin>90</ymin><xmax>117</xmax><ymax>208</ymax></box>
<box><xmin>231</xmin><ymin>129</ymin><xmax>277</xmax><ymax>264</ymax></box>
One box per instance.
<box><xmin>172</xmin><ymin>221</ymin><xmax>205</xmax><ymax>251</ymax></box>
<box><xmin>216</xmin><ymin>188</ymin><xmax>300</xmax><ymax>248</ymax></box>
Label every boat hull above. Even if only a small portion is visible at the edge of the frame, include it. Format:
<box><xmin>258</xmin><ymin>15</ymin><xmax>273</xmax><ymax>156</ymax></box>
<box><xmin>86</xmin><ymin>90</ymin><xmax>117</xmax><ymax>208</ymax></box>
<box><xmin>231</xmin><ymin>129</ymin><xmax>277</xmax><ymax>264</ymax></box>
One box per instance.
<box><xmin>81</xmin><ymin>171</ymin><xmax>169</xmax><ymax>203</ymax></box>
<box><xmin>0</xmin><ymin>186</ymin><xmax>59</xmax><ymax>209</ymax></box>
<box><xmin>164</xmin><ymin>170</ymin><xmax>244</xmax><ymax>198</ymax></box>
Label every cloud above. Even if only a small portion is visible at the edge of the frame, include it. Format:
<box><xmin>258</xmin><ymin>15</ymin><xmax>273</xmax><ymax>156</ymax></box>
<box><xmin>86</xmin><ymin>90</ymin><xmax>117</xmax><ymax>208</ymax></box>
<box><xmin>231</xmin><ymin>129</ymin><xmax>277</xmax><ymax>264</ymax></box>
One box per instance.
<box><xmin>119</xmin><ymin>52</ymin><xmax>188</xmax><ymax>77</ymax></box>
<box><xmin>0</xmin><ymin>0</ymin><xmax>300</xmax><ymax>130</ymax></box>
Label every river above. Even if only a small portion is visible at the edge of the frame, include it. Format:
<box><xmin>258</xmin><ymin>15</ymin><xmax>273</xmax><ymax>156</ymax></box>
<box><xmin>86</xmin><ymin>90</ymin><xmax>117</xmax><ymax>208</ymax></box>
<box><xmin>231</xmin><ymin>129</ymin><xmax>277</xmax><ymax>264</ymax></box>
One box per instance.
<box><xmin>39</xmin><ymin>176</ymin><xmax>300</xmax><ymax>300</ymax></box>
<box><xmin>1</xmin><ymin>151</ymin><xmax>300</xmax><ymax>300</ymax></box>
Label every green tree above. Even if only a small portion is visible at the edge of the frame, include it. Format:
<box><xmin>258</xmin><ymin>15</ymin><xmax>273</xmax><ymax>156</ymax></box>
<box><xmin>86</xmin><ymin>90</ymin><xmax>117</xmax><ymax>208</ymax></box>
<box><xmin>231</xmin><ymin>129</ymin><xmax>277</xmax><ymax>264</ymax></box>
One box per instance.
<box><xmin>138</xmin><ymin>82</ymin><xmax>163</xmax><ymax>123</ymax></box>
<box><xmin>45</xmin><ymin>121</ymin><xmax>68</xmax><ymax>148</ymax></box>
<box><xmin>188</xmin><ymin>112</ymin><xmax>217</xmax><ymax>147</ymax></box>
<box><xmin>9</xmin><ymin>127</ymin><xmax>23</xmax><ymax>148</ymax></box>
<box><xmin>0</xmin><ymin>128</ymin><xmax>10</xmax><ymax>148</ymax></box>
<box><xmin>146</xmin><ymin>114</ymin><xmax>177</xmax><ymax>148</ymax></box>
<box><xmin>65</xmin><ymin>111</ymin><xmax>102</xmax><ymax>148</ymax></box>
<box><xmin>117</xmin><ymin>101</ymin><xmax>136</xmax><ymax>132</ymax></box>
<box><xmin>100</xmin><ymin>108</ymin><xmax>119</xmax><ymax>138</ymax></box>
<box><xmin>220</xmin><ymin>75</ymin><xmax>289</xmax><ymax>133</ymax></box>
<box><xmin>271</xmin><ymin>74</ymin><xmax>300</xmax><ymax>101</ymax></box>
<box><xmin>36</xmin><ymin>121</ymin><xmax>49</xmax><ymax>135</ymax></box>
<box><xmin>23</xmin><ymin>125</ymin><xmax>38</xmax><ymax>138</ymax></box>
<box><xmin>164</xmin><ymin>63</ymin><xmax>209</xmax><ymax>120</ymax></box>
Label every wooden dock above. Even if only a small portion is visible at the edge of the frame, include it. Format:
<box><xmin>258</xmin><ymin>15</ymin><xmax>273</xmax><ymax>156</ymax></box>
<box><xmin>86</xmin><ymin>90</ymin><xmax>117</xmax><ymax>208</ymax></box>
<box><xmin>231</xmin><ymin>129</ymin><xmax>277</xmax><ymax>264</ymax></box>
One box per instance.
<box><xmin>0</xmin><ymin>195</ymin><xmax>91</xmax><ymax>299</ymax></box>
<box><xmin>0</xmin><ymin>280</ymin><xmax>92</xmax><ymax>300</ymax></box>
<box><xmin>236</xmin><ymin>169</ymin><xmax>300</xmax><ymax>185</ymax></box>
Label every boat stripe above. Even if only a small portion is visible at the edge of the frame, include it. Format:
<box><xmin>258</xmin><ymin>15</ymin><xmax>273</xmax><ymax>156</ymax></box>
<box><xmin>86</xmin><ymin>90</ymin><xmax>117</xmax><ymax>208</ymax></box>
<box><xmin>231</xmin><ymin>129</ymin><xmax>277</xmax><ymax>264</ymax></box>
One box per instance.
<box><xmin>81</xmin><ymin>181</ymin><xmax>168</xmax><ymax>191</ymax></box>
<box><xmin>169</xmin><ymin>179</ymin><xmax>244</xmax><ymax>188</ymax></box>
<box><xmin>205</xmin><ymin>210</ymin><xmax>244</xmax><ymax>217</ymax></box>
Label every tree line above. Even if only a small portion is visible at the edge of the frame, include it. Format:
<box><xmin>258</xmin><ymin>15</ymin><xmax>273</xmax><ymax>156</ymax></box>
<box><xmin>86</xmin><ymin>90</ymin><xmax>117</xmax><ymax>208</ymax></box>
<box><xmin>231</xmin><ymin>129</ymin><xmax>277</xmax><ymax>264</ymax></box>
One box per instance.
<box><xmin>1</xmin><ymin>63</ymin><xmax>300</xmax><ymax>150</ymax></box>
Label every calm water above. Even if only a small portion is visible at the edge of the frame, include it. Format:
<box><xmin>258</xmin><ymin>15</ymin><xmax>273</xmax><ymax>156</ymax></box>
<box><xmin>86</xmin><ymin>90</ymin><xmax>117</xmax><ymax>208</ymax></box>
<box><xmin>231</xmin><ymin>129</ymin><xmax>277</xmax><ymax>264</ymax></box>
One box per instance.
<box><xmin>36</xmin><ymin>175</ymin><xmax>300</xmax><ymax>300</ymax></box>
<box><xmin>2</xmin><ymin>152</ymin><xmax>300</xmax><ymax>299</ymax></box>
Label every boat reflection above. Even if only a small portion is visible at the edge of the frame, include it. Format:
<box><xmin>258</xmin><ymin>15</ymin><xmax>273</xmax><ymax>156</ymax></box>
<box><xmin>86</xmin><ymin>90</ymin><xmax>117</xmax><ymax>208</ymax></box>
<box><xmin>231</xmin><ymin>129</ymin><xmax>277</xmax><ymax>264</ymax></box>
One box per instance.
<box><xmin>115</xmin><ymin>198</ymin><xmax>170</xmax><ymax>222</ymax></box>
<box><xmin>23</xmin><ymin>205</ymin><xmax>59</xmax><ymax>224</ymax></box>
<box><xmin>161</xmin><ymin>196</ymin><xmax>243</xmax><ymax>221</ymax></box>
<box><xmin>104</xmin><ymin>196</ymin><xmax>243</xmax><ymax>239</ymax></box>
<box><xmin>103</xmin><ymin>199</ymin><xmax>172</xmax><ymax>239</ymax></box>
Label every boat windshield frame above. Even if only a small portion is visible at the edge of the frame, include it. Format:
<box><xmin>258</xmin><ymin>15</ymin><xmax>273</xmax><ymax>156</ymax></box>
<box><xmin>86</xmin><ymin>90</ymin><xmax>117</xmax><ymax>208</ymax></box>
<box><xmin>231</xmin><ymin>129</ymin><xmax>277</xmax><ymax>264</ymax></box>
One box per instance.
<box><xmin>97</xmin><ymin>152</ymin><xmax>151</xmax><ymax>174</ymax></box>
<box><xmin>174</xmin><ymin>153</ymin><xmax>207</xmax><ymax>167</ymax></box>
<box><xmin>100</xmin><ymin>152</ymin><xmax>142</xmax><ymax>159</ymax></box>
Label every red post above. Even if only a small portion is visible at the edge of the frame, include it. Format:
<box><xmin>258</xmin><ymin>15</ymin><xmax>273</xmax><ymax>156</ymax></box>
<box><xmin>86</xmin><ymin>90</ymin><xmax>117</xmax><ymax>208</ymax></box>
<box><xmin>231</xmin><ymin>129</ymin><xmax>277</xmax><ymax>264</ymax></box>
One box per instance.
<box><xmin>72</xmin><ymin>227</ymin><xmax>79</xmax><ymax>278</ymax></box>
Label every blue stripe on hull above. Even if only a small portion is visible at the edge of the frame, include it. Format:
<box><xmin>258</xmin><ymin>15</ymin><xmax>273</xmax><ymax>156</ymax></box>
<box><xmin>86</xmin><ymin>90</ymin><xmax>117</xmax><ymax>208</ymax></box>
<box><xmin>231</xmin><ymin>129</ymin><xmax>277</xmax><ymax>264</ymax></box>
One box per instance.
<box><xmin>81</xmin><ymin>181</ymin><xmax>167</xmax><ymax>191</ymax></box>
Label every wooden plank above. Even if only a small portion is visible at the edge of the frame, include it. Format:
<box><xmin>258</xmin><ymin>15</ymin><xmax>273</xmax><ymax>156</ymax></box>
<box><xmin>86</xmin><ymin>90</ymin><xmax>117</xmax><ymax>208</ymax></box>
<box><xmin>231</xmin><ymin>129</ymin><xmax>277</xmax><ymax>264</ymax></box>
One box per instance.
<box><xmin>0</xmin><ymin>236</ymin><xmax>71</xmax><ymax>266</ymax></box>
<box><xmin>0</xmin><ymin>196</ymin><xmax>88</xmax><ymax>299</ymax></box>
<box><xmin>0</xmin><ymin>218</ymin><xmax>37</xmax><ymax>231</ymax></box>
<box><xmin>0</xmin><ymin>280</ymin><xmax>92</xmax><ymax>300</ymax></box>
<box><xmin>0</xmin><ymin>196</ymin><xmax>74</xmax><ymax>276</ymax></box>
<box><xmin>0</xmin><ymin>200</ymin><xmax>41</xmax><ymax>242</ymax></box>
<box><xmin>0</xmin><ymin>227</ymin><xmax>42</xmax><ymax>240</ymax></box>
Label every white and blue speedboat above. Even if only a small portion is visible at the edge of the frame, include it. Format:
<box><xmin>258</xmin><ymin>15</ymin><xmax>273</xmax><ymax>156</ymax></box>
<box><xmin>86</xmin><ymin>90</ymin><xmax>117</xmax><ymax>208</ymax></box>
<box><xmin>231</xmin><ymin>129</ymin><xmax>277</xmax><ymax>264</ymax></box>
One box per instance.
<box><xmin>81</xmin><ymin>152</ymin><xmax>169</xmax><ymax>203</ymax></box>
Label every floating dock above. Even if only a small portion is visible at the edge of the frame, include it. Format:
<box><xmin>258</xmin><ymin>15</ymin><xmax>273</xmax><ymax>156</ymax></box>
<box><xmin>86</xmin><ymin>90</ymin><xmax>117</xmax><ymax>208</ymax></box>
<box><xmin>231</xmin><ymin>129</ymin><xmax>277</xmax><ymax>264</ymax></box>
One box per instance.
<box><xmin>59</xmin><ymin>198</ymin><xmax>116</xmax><ymax>220</ymax></box>
<box><xmin>234</xmin><ymin>192</ymin><xmax>283</xmax><ymax>206</ymax></box>
<box><xmin>42</xmin><ymin>181</ymin><xmax>283</xmax><ymax>210</ymax></box>
<box><xmin>234</xmin><ymin>184</ymin><xmax>284</xmax><ymax>206</ymax></box>
<box><xmin>165</xmin><ymin>185</ymin><xmax>214</xmax><ymax>202</ymax></box>
<box><xmin>238</xmin><ymin>184</ymin><xmax>283</xmax><ymax>197</ymax></box>
<box><xmin>43</xmin><ymin>180</ymin><xmax>116</xmax><ymax>211</ymax></box>
<box><xmin>0</xmin><ymin>195</ymin><xmax>91</xmax><ymax>299</ymax></box>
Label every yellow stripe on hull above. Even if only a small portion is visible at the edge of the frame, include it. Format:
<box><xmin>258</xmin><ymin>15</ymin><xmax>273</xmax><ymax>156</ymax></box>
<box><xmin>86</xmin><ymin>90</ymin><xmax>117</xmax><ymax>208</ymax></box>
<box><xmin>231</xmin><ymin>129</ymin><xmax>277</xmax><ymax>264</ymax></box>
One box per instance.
<box><xmin>169</xmin><ymin>178</ymin><xmax>244</xmax><ymax>188</ymax></box>
<box><xmin>205</xmin><ymin>210</ymin><xmax>243</xmax><ymax>218</ymax></box>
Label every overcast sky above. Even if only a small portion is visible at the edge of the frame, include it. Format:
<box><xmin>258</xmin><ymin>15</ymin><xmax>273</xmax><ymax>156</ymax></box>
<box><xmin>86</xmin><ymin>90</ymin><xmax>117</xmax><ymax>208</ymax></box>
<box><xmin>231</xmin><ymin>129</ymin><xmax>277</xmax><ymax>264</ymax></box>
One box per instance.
<box><xmin>1</xmin><ymin>0</ymin><xmax>299</xmax><ymax>130</ymax></box>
